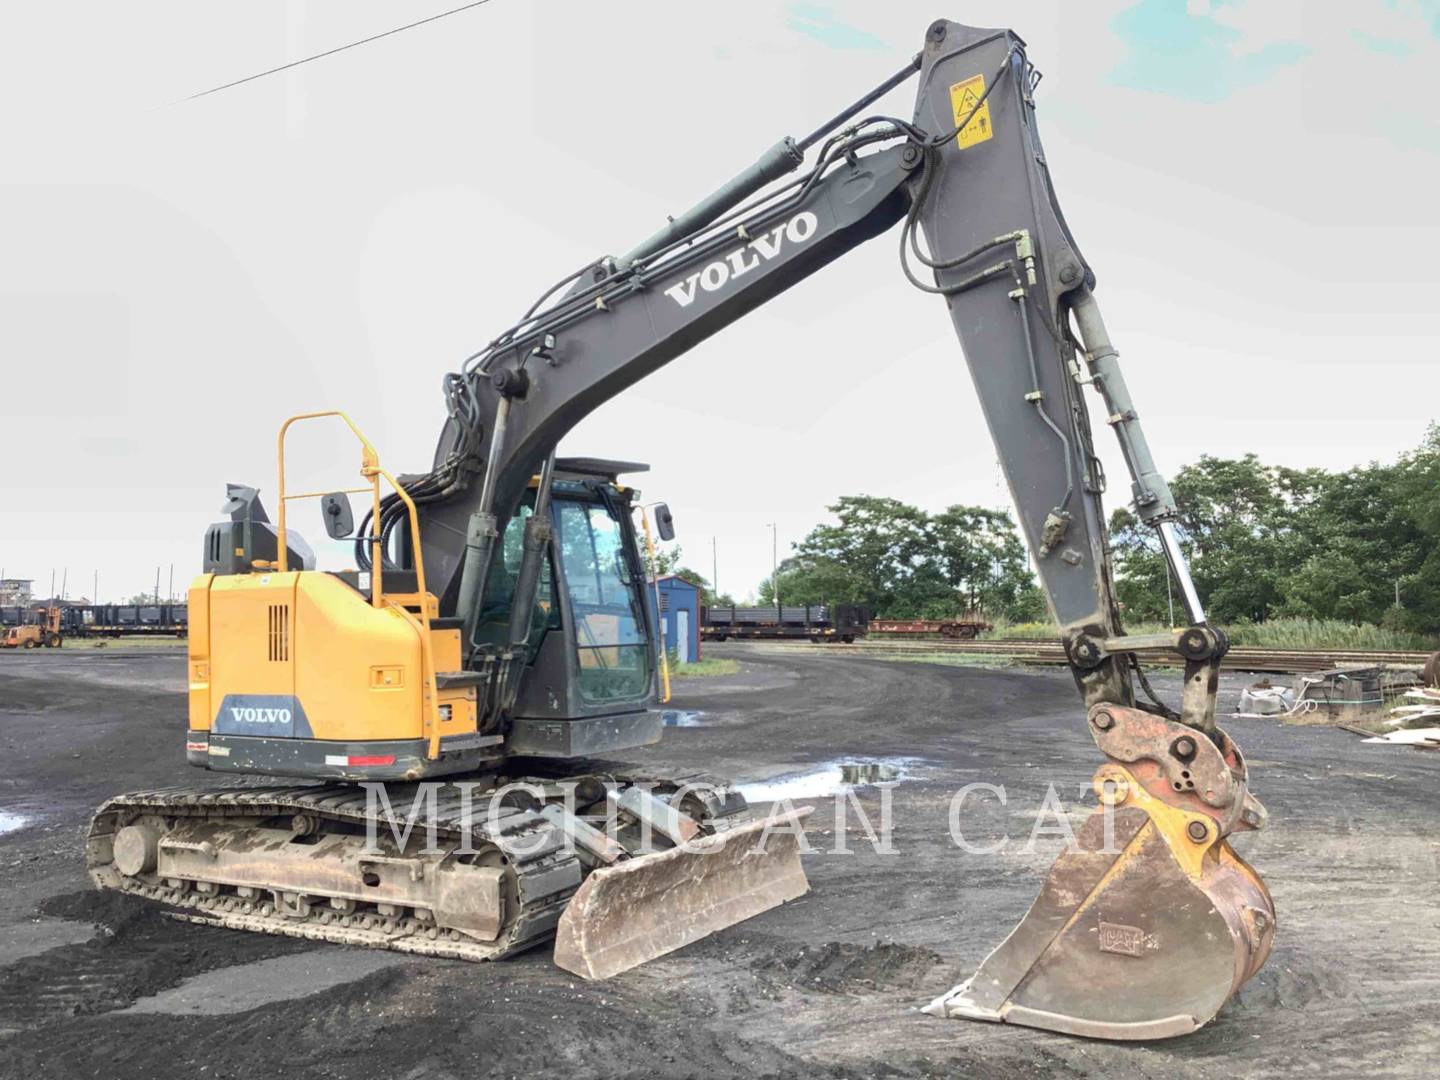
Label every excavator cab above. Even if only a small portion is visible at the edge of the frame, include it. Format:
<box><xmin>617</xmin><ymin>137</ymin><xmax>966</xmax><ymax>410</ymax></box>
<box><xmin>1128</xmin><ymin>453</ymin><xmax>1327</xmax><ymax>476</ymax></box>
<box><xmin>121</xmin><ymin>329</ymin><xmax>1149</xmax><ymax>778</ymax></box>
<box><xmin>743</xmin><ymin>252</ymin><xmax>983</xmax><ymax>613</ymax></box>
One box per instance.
<box><xmin>184</xmin><ymin>424</ymin><xmax>668</xmax><ymax>780</ymax></box>
<box><xmin>469</xmin><ymin>459</ymin><xmax>662</xmax><ymax>754</ymax></box>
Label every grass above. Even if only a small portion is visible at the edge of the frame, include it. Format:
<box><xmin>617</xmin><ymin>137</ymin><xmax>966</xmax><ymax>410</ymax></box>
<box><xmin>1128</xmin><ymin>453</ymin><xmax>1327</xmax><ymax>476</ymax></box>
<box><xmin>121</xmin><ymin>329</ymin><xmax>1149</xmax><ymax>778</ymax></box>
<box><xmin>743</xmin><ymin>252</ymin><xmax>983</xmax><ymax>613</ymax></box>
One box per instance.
<box><xmin>1226</xmin><ymin>618</ymin><xmax>1439</xmax><ymax>652</ymax></box>
<box><xmin>982</xmin><ymin>620</ymin><xmax>1077</xmax><ymax>641</ymax></box>
<box><xmin>669</xmin><ymin>657</ymin><xmax>741</xmax><ymax>678</ymax></box>
<box><xmin>63</xmin><ymin>636</ymin><xmax>188</xmax><ymax>649</ymax></box>
<box><xmin>863</xmin><ymin>651</ymin><xmax>1017</xmax><ymax>670</ymax></box>
<box><xmin>981</xmin><ymin>616</ymin><xmax>1439</xmax><ymax>652</ymax></box>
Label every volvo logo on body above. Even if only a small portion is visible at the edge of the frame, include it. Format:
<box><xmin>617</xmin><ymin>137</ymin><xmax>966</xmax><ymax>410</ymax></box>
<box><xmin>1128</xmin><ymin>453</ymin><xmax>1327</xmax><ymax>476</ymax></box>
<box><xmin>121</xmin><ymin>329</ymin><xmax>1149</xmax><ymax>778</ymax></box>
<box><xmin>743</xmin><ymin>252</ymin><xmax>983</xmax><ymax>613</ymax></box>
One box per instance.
<box><xmin>228</xmin><ymin>706</ymin><xmax>292</xmax><ymax>726</ymax></box>
<box><xmin>663</xmin><ymin>211</ymin><xmax>819</xmax><ymax>308</ymax></box>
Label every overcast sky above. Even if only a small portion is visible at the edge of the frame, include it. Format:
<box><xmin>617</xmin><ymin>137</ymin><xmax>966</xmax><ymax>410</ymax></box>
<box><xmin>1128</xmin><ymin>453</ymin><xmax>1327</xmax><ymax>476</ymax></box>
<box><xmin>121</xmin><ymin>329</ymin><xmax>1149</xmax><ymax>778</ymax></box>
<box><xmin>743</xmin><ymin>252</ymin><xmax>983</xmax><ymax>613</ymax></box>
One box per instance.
<box><xmin>3</xmin><ymin>0</ymin><xmax>1437</xmax><ymax>604</ymax></box>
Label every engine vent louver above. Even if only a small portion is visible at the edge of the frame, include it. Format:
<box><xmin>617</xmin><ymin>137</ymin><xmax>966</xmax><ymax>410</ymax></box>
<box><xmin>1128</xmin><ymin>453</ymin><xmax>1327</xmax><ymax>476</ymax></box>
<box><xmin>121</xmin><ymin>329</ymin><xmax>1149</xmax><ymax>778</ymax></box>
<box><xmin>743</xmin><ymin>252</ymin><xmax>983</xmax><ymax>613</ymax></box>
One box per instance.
<box><xmin>268</xmin><ymin>604</ymin><xmax>289</xmax><ymax>662</ymax></box>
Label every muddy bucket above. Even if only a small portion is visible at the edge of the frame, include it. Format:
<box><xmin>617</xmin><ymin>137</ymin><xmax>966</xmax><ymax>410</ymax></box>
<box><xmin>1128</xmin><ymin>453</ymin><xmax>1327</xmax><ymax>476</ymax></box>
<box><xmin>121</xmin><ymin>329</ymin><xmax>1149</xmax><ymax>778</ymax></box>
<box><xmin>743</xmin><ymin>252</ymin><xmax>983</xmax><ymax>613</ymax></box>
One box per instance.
<box><xmin>554</xmin><ymin>805</ymin><xmax>813</xmax><ymax>979</ymax></box>
<box><xmin>925</xmin><ymin>765</ymin><xmax>1275</xmax><ymax>1040</ymax></box>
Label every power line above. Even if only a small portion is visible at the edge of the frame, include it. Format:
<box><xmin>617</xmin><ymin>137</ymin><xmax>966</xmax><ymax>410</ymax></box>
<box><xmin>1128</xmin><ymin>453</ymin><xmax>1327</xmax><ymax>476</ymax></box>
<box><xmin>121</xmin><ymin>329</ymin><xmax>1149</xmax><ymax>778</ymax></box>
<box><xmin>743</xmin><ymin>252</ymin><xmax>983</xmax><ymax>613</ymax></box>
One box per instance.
<box><xmin>180</xmin><ymin>0</ymin><xmax>498</xmax><ymax>104</ymax></box>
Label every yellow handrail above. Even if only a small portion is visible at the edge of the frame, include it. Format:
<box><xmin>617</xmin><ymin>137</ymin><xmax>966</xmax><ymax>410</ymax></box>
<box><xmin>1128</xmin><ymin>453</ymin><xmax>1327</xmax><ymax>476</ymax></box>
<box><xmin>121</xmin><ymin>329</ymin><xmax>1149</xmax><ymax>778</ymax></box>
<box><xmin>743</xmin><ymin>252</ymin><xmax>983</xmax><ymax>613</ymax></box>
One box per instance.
<box><xmin>276</xmin><ymin>410</ymin><xmax>382</xmax><ymax>600</ymax></box>
<box><xmin>274</xmin><ymin>410</ymin><xmax>439</xmax><ymax>757</ymax></box>
<box><xmin>638</xmin><ymin>506</ymin><xmax>671</xmax><ymax>704</ymax></box>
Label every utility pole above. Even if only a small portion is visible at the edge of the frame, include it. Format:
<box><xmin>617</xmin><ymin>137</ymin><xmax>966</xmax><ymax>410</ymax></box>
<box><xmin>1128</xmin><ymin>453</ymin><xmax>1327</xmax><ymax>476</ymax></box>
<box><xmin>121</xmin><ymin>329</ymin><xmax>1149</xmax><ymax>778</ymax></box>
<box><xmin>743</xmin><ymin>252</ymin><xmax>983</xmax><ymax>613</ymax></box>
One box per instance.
<box><xmin>60</xmin><ymin>569</ymin><xmax>67</xmax><ymax>602</ymax></box>
<box><xmin>1165</xmin><ymin>559</ymin><xmax>1175</xmax><ymax>629</ymax></box>
<box><xmin>154</xmin><ymin>566</ymin><xmax>161</xmax><ymax>606</ymax></box>
<box><xmin>769</xmin><ymin>523</ymin><xmax>779</xmax><ymax>615</ymax></box>
<box><xmin>168</xmin><ymin>564</ymin><xmax>174</xmax><ymax>604</ymax></box>
<box><xmin>712</xmin><ymin>537</ymin><xmax>718</xmax><ymax>603</ymax></box>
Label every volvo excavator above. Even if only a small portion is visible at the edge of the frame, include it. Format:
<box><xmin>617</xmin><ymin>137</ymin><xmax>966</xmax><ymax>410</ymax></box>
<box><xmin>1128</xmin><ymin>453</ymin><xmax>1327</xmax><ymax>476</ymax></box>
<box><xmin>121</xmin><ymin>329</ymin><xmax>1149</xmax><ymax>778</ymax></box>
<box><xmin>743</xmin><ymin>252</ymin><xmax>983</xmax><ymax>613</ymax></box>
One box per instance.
<box><xmin>87</xmin><ymin>19</ymin><xmax>1275</xmax><ymax>1040</ymax></box>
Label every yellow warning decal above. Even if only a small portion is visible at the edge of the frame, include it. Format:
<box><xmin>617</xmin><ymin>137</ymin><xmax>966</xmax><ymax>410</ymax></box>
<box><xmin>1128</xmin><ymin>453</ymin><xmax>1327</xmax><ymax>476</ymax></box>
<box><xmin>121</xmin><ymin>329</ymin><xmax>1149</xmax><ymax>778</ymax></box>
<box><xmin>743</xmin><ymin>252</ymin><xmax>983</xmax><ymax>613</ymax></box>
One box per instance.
<box><xmin>949</xmin><ymin>74</ymin><xmax>994</xmax><ymax>150</ymax></box>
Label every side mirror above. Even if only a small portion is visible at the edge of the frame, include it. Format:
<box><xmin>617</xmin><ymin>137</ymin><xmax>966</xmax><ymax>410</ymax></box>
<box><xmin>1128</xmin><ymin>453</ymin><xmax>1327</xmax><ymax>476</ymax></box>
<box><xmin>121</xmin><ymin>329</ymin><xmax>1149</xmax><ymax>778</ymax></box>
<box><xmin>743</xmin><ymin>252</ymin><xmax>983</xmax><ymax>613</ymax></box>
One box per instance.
<box><xmin>320</xmin><ymin>492</ymin><xmax>355</xmax><ymax>539</ymax></box>
<box><xmin>654</xmin><ymin>502</ymin><xmax>676</xmax><ymax>543</ymax></box>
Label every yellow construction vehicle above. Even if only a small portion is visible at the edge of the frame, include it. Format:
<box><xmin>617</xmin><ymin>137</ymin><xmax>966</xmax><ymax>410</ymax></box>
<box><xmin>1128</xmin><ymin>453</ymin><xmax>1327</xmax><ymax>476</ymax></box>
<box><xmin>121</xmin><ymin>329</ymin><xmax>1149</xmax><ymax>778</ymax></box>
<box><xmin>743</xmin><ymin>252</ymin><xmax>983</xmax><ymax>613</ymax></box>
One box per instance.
<box><xmin>88</xmin><ymin>18</ymin><xmax>1276</xmax><ymax>1038</ymax></box>
<box><xmin>2</xmin><ymin>605</ymin><xmax>63</xmax><ymax>649</ymax></box>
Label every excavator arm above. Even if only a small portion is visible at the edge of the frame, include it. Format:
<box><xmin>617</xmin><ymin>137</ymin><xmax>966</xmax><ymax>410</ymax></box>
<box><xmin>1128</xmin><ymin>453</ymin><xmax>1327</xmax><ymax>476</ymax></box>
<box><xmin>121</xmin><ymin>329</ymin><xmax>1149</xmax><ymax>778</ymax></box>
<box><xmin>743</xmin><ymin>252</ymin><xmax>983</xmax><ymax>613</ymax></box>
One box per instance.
<box><xmin>411</xmin><ymin>24</ymin><xmax>1199</xmax><ymax>727</ymax></box>
<box><xmin>381</xmin><ymin>18</ymin><xmax>1273</xmax><ymax>1037</ymax></box>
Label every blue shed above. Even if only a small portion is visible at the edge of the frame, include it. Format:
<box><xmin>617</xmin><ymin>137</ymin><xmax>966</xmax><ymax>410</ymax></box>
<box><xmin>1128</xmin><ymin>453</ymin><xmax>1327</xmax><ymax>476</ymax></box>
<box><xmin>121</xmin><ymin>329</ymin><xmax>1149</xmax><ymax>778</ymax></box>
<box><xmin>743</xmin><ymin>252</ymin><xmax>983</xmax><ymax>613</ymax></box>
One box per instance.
<box><xmin>651</xmin><ymin>574</ymin><xmax>702</xmax><ymax>664</ymax></box>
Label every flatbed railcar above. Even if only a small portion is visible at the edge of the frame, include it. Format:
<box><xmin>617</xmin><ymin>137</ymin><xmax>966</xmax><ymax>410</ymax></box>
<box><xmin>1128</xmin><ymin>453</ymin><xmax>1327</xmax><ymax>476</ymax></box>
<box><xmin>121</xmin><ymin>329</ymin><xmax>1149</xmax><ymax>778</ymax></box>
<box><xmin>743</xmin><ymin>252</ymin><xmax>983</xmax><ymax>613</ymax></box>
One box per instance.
<box><xmin>868</xmin><ymin>616</ymin><xmax>993</xmax><ymax>640</ymax></box>
<box><xmin>701</xmin><ymin>603</ymin><xmax>868</xmax><ymax>643</ymax></box>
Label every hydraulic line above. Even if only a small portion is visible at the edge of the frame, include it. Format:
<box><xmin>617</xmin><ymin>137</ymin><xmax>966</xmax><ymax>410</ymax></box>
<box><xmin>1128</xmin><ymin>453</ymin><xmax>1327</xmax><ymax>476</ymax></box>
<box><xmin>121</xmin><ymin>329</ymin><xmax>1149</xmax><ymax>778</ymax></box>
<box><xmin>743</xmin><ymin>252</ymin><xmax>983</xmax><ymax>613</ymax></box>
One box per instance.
<box><xmin>455</xmin><ymin>393</ymin><xmax>514</xmax><ymax>651</ymax></box>
<box><xmin>1013</xmin><ymin>288</ymin><xmax>1075</xmax><ymax>517</ymax></box>
<box><xmin>796</xmin><ymin>56</ymin><xmax>921</xmax><ymax>151</ymax></box>
<box><xmin>615</xmin><ymin>59</ymin><xmax>922</xmax><ymax>270</ymax></box>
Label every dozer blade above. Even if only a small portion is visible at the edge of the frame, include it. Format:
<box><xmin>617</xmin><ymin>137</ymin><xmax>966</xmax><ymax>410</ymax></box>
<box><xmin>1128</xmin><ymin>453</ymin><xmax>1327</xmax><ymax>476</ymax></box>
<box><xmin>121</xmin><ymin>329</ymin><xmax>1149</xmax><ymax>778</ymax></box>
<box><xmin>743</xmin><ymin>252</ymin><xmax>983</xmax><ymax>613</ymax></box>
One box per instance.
<box><xmin>925</xmin><ymin>765</ymin><xmax>1275</xmax><ymax>1040</ymax></box>
<box><xmin>554</xmin><ymin>805</ymin><xmax>813</xmax><ymax>980</ymax></box>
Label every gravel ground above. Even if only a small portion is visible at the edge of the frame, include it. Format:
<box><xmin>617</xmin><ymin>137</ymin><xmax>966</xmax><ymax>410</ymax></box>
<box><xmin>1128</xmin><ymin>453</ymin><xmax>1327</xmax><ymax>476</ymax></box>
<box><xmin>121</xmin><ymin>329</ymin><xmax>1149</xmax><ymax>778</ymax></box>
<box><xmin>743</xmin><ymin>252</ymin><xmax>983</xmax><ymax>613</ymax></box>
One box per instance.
<box><xmin>0</xmin><ymin>643</ymin><xmax>1436</xmax><ymax>1079</ymax></box>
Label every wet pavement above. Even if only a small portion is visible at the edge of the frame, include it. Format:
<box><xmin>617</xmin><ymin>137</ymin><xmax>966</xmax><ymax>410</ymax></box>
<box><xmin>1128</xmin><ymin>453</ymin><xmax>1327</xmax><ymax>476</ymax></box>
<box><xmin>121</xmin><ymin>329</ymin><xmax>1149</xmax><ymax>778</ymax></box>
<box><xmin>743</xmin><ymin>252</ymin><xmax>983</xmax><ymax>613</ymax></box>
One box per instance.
<box><xmin>736</xmin><ymin>758</ymin><xmax>916</xmax><ymax>801</ymax></box>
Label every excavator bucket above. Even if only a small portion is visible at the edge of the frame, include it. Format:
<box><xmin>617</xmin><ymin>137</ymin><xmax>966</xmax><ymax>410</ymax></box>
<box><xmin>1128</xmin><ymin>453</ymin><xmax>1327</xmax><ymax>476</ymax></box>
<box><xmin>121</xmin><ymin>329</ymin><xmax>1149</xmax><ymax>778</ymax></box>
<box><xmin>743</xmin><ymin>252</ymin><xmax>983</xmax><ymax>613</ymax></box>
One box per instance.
<box><xmin>554</xmin><ymin>806</ymin><xmax>813</xmax><ymax>980</ymax></box>
<box><xmin>925</xmin><ymin>763</ymin><xmax>1275</xmax><ymax>1040</ymax></box>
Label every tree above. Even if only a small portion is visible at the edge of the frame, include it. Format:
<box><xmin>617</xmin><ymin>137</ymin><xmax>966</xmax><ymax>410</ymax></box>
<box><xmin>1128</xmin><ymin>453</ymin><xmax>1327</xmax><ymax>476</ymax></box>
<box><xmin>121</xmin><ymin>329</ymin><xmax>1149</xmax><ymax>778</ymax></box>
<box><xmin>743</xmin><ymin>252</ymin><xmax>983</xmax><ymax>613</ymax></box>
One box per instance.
<box><xmin>648</xmin><ymin>543</ymin><xmax>729</xmax><ymax>607</ymax></box>
<box><xmin>1390</xmin><ymin>424</ymin><xmax>1440</xmax><ymax>632</ymax></box>
<box><xmin>1108</xmin><ymin>433</ymin><xmax>1440</xmax><ymax>633</ymax></box>
<box><xmin>790</xmin><ymin>495</ymin><xmax>933</xmax><ymax>614</ymax></box>
<box><xmin>930</xmin><ymin>505</ymin><xmax>1040</xmax><ymax>617</ymax></box>
<box><xmin>1111</xmin><ymin>454</ymin><xmax>1310</xmax><ymax>623</ymax></box>
<box><xmin>756</xmin><ymin>495</ymin><xmax>1041</xmax><ymax>620</ymax></box>
<box><xmin>650</xmin><ymin>543</ymin><xmax>684</xmax><ymax>577</ymax></box>
<box><xmin>747</xmin><ymin>429</ymin><xmax>1440</xmax><ymax>635</ymax></box>
<box><xmin>757</xmin><ymin>555</ymin><xmax>868</xmax><ymax>610</ymax></box>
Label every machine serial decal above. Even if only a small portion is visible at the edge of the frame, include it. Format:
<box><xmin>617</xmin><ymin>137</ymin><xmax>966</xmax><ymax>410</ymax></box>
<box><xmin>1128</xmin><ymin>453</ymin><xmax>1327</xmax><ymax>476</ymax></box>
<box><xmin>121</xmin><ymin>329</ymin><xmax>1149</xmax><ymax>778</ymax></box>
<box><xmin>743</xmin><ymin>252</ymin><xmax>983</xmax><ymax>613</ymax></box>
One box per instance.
<box><xmin>663</xmin><ymin>211</ymin><xmax>819</xmax><ymax>308</ymax></box>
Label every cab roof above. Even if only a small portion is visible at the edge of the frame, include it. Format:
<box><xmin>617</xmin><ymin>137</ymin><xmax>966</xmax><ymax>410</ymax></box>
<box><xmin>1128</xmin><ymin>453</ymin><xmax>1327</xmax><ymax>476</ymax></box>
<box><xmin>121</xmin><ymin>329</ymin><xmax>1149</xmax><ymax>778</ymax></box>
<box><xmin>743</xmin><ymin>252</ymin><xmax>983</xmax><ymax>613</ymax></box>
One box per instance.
<box><xmin>553</xmin><ymin>457</ymin><xmax>650</xmax><ymax>482</ymax></box>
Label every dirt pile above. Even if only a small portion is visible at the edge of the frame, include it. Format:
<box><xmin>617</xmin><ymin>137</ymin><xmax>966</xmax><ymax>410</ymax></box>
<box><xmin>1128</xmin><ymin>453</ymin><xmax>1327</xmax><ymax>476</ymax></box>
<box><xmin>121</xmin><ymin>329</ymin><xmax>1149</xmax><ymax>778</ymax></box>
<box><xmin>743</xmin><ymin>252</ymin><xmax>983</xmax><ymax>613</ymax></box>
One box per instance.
<box><xmin>752</xmin><ymin>941</ymin><xmax>944</xmax><ymax>995</ymax></box>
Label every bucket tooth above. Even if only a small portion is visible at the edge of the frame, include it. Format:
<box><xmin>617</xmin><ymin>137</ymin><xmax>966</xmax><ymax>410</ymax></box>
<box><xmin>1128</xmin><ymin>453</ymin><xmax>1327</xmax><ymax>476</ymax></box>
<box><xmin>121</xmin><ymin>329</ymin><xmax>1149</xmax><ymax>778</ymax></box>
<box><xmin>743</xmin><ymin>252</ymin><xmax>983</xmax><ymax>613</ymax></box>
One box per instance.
<box><xmin>554</xmin><ymin>806</ymin><xmax>812</xmax><ymax>980</ymax></box>
<box><xmin>925</xmin><ymin>765</ymin><xmax>1275</xmax><ymax>1040</ymax></box>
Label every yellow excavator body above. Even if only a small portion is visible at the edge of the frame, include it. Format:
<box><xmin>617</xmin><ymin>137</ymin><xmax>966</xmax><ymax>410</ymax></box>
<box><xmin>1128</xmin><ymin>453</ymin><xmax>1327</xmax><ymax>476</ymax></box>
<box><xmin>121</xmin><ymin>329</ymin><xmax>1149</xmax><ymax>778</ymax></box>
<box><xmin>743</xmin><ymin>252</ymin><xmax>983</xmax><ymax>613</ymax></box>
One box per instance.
<box><xmin>188</xmin><ymin>571</ymin><xmax>477</xmax><ymax>752</ymax></box>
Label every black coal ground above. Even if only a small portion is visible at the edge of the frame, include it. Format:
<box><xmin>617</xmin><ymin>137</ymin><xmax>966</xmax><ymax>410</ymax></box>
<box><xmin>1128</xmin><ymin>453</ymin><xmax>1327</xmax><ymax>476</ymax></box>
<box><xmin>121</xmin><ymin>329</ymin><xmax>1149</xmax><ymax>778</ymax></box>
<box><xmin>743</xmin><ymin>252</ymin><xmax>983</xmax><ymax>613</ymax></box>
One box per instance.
<box><xmin>1</xmin><ymin>644</ymin><xmax>1435</xmax><ymax>1079</ymax></box>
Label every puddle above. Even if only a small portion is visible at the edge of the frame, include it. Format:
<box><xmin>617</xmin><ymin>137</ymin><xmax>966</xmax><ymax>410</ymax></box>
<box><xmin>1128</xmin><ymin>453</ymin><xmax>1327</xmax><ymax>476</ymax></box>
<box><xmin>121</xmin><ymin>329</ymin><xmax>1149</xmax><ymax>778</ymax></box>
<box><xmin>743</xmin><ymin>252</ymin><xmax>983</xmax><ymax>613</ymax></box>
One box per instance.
<box><xmin>0</xmin><ymin>811</ymin><xmax>27</xmax><ymax>836</ymax></box>
<box><xmin>662</xmin><ymin>709</ymin><xmax>707</xmax><ymax>727</ymax></box>
<box><xmin>737</xmin><ymin>759</ymin><xmax>914</xmax><ymax>802</ymax></box>
<box><xmin>842</xmin><ymin>762</ymin><xmax>905</xmax><ymax>784</ymax></box>
<box><xmin>119</xmin><ymin>949</ymin><xmax>406</xmax><ymax>1016</ymax></box>
<box><xmin>0</xmin><ymin>919</ymin><xmax>98</xmax><ymax>966</ymax></box>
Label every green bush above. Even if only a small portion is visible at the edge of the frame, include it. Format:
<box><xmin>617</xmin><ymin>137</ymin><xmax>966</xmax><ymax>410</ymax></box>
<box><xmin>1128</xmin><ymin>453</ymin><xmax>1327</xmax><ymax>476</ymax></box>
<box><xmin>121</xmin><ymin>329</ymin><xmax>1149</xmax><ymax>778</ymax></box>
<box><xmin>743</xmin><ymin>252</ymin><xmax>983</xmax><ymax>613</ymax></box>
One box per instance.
<box><xmin>979</xmin><ymin>615</ymin><xmax>1438</xmax><ymax>651</ymax></box>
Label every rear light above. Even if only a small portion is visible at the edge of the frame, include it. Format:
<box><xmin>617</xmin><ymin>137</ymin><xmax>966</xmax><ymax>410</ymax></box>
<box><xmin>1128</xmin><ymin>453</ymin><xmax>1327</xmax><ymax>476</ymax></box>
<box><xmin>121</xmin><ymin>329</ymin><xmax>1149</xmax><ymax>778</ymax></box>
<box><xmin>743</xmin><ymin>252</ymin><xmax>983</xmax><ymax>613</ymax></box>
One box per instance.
<box><xmin>324</xmin><ymin>754</ymin><xmax>397</xmax><ymax>768</ymax></box>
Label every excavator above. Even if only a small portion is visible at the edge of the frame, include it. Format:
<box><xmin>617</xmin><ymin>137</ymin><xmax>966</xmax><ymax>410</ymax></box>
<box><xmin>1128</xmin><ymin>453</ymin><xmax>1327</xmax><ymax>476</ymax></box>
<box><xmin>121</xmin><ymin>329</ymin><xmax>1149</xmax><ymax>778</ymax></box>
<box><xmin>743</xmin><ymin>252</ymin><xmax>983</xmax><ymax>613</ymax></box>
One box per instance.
<box><xmin>87</xmin><ymin>19</ymin><xmax>1275</xmax><ymax>1040</ymax></box>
